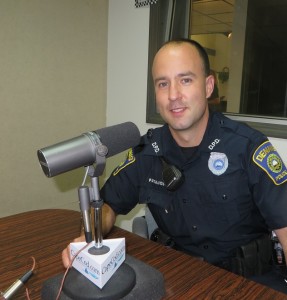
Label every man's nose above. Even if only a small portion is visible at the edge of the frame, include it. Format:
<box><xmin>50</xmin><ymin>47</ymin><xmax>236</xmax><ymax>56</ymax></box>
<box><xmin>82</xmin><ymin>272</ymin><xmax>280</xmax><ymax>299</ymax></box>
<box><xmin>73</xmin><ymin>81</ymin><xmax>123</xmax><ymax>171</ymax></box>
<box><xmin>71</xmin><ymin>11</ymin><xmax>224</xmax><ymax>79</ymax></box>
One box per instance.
<box><xmin>168</xmin><ymin>82</ymin><xmax>181</xmax><ymax>101</ymax></box>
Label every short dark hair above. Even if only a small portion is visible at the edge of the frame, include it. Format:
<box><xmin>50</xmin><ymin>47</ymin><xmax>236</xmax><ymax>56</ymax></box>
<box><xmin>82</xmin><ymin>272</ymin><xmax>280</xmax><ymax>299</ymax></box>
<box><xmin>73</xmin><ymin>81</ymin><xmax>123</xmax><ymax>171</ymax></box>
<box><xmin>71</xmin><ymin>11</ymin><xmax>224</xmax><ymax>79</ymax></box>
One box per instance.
<box><xmin>162</xmin><ymin>38</ymin><xmax>211</xmax><ymax>76</ymax></box>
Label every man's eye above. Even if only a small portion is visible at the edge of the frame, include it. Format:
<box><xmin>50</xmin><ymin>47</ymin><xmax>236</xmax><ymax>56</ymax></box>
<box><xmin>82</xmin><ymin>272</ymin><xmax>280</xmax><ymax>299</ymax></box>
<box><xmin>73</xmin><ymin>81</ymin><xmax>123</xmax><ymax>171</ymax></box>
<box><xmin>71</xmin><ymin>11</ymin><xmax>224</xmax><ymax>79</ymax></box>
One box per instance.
<box><xmin>158</xmin><ymin>82</ymin><xmax>168</xmax><ymax>88</ymax></box>
<box><xmin>182</xmin><ymin>78</ymin><xmax>192</xmax><ymax>84</ymax></box>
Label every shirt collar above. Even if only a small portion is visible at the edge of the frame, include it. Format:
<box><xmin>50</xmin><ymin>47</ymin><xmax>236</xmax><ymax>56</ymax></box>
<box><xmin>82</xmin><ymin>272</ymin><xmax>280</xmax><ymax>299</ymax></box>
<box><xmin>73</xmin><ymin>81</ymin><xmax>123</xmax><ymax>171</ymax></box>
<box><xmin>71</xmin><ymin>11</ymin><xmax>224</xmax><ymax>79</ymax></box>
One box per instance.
<box><xmin>143</xmin><ymin>111</ymin><xmax>227</xmax><ymax>165</ymax></box>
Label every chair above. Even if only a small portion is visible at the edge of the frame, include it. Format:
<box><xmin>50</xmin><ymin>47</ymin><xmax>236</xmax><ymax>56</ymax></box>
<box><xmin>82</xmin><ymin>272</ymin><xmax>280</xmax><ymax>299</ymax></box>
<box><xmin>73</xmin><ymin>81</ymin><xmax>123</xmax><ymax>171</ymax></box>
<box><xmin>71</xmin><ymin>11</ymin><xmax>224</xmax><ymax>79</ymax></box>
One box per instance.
<box><xmin>132</xmin><ymin>206</ymin><xmax>158</xmax><ymax>239</ymax></box>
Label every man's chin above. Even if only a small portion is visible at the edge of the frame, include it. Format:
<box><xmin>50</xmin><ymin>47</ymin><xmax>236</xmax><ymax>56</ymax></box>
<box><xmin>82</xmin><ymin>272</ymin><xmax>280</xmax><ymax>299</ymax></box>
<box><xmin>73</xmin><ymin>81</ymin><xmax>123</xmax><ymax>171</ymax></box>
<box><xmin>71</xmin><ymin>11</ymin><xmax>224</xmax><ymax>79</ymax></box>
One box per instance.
<box><xmin>168</xmin><ymin>122</ymin><xmax>190</xmax><ymax>132</ymax></box>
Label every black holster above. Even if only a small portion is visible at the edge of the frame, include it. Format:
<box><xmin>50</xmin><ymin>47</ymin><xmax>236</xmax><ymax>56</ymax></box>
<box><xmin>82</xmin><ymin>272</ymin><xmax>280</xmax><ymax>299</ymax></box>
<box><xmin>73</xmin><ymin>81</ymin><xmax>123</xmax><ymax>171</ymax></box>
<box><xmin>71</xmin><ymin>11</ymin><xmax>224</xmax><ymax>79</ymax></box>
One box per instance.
<box><xmin>228</xmin><ymin>235</ymin><xmax>272</xmax><ymax>277</ymax></box>
<box><xmin>150</xmin><ymin>228</ymin><xmax>175</xmax><ymax>248</ymax></box>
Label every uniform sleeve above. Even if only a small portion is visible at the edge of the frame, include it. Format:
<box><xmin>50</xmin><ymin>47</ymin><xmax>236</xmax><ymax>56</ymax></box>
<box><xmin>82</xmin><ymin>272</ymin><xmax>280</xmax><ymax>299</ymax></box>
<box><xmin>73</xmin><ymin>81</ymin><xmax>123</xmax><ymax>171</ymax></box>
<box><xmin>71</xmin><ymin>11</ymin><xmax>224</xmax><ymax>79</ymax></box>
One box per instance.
<box><xmin>247</xmin><ymin>139</ymin><xmax>287</xmax><ymax>229</ymax></box>
<box><xmin>100</xmin><ymin>148</ymin><xmax>143</xmax><ymax>215</ymax></box>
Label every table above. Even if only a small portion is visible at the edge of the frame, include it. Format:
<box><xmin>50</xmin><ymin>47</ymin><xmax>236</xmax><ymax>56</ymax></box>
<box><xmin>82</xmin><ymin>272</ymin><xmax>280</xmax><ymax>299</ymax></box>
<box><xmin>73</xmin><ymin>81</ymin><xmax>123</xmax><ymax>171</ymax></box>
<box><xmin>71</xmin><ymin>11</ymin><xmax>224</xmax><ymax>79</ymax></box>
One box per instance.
<box><xmin>0</xmin><ymin>209</ymin><xmax>286</xmax><ymax>299</ymax></box>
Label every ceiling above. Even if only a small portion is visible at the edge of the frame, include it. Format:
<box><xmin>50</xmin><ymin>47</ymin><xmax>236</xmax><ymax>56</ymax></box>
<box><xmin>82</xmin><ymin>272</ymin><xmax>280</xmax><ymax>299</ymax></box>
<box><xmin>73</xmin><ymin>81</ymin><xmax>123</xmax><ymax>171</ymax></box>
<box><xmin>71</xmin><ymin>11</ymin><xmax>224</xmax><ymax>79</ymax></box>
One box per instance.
<box><xmin>189</xmin><ymin>0</ymin><xmax>287</xmax><ymax>49</ymax></box>
<box><xmin>190</xmin><ymin>0</ymin><xmax>234</xmax><ymax>35</ymax></box>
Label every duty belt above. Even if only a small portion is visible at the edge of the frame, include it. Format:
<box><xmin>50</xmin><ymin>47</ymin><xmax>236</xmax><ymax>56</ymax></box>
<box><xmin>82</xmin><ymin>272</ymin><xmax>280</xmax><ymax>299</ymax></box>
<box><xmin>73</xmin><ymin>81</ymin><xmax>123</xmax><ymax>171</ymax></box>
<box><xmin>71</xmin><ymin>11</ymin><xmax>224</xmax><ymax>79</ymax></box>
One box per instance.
<box><xmin>217</xmin><ymin>235</ymin><xmax>273</xmax><ymax>277</ymax></box>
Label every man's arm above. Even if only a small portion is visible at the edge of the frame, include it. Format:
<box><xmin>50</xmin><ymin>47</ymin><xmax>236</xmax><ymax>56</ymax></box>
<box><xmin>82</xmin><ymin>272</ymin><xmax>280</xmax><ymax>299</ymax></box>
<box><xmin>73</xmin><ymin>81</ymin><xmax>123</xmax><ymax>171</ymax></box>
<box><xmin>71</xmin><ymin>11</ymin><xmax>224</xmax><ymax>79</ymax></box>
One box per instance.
<box><xmin>274</xmin><ymin>227</ymin><xmax>287</xmax><ymax>270</ymax></box>
<box><xmin>102</xmin><ymin>203</ymin><xmax>117</xmax><ymax>236</ymax></box>
<box><xmin>62</xmin><ymin>203</ymin><xmax>117</xmax><ymax>268</ymax></box>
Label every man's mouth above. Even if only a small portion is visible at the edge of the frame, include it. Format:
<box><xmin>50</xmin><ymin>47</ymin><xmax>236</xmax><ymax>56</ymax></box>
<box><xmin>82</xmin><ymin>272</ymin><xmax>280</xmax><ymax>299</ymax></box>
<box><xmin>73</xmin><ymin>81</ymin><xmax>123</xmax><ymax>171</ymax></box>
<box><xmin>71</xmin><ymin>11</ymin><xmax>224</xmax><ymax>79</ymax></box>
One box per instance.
<box><xmin>170</xmin><ymin>107</ymin><xmax>185</xmax><ymax>113</ymax></box>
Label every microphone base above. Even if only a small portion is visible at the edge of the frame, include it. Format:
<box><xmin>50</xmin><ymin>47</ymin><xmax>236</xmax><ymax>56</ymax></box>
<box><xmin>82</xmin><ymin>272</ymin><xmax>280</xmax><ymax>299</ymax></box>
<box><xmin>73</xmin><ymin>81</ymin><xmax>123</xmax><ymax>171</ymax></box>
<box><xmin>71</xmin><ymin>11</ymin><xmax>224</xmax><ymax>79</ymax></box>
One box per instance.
<box><xmin>42</xmin><ymin>254</ymin><xmax>165</xmax><ymax>300</ymax></box>
<box><xmin>65</xmin><ymin>262</ymin><xmax>135</xmax><ymax>300</ymax></box>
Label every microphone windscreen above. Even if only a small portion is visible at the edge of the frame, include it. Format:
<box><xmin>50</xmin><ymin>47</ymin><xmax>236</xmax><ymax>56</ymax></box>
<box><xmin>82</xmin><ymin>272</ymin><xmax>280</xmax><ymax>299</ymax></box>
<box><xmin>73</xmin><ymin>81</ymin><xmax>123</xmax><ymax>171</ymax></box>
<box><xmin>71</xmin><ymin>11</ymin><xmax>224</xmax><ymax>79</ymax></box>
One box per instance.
<box><xmin>37</xmin><ymin>122</ymin><xmax>141</xmax><ymax>177</ymax></box>
<box><xmin>96</xmin><ymin>122</ymin><xmax>141</xmax><ymax>158</ymax></box>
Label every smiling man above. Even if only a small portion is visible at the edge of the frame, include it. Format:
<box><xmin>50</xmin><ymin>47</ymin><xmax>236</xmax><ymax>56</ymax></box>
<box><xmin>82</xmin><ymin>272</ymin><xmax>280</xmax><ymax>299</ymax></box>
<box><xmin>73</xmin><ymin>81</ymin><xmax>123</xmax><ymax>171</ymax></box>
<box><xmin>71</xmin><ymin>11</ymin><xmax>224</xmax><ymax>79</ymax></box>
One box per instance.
<box><xmin>63</xmin><ymin>39</ymin><xmax>287</xmax><ymax>293</ymax></box>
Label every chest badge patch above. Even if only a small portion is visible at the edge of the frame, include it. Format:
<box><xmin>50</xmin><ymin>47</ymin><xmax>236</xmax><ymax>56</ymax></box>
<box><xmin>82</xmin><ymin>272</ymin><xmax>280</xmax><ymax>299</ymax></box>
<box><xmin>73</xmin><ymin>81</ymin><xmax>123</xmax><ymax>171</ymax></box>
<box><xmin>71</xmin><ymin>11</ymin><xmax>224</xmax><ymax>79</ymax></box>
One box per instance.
<box><xmin>253</xmin><ymin>141</ymin><xmax>287</xmax><ymax>185</ymax></box>
<box><xmin>208</xmin><ymin>152</ymin><xmax>228</xmax><ymax>176</ymax></box>
<box><xmin>113</xmin><ymin>148</ymin><xmax>135</xmax><ymax>176</ymax></box>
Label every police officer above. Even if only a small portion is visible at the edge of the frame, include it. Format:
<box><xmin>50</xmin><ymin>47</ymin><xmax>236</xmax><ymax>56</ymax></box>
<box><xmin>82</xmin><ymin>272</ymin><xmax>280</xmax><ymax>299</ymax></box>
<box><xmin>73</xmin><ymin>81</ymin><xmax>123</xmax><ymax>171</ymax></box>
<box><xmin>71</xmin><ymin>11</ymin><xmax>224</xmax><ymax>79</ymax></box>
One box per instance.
<box><xmin>62</xmin><ymin>39</ymin><xmax>287</xmax><ymax>292</ymax></box>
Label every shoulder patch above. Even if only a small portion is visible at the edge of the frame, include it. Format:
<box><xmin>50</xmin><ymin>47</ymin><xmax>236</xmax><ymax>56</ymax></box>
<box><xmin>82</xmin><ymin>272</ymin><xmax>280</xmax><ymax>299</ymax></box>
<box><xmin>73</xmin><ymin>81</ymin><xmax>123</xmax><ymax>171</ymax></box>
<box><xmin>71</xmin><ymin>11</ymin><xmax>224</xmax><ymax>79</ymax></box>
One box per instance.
<box><xmin>112</xmin><ymin>148</ymin><xmax>136</xmax><ymax>176</ymax></box>
<box><xmin>253</xmin><ymin>141</ymin><xmax>287</xmax><ymax>185</ymax></box>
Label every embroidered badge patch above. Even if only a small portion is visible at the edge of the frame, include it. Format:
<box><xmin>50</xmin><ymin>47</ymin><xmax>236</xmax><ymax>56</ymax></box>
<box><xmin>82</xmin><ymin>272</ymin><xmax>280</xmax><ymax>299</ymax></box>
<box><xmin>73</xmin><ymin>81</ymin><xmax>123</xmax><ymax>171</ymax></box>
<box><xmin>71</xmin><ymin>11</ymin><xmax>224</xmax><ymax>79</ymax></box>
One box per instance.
<box><xmin>253</xmin><ymin>141</ymin><xmax>287</xmax><ymax>185</ymax></box>
<box><xmin>113</xmin><ymin>148</ymin><xmax>136</xmax><ymax>176</ymax></box>
<box><xmin>208</xmin><ymin>152</ymin><xmax>228</xmax><ymax>176</ymax></box>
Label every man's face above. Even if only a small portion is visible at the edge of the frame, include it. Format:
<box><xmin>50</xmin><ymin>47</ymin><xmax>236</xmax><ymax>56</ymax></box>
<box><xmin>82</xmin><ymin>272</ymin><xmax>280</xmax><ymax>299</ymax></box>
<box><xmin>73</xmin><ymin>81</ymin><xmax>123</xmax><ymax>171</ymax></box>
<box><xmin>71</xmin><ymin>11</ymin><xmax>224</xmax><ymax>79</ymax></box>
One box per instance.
<box><xmin>152</xmin><ymin>43</ymin><xmax>213</xmax><ymax>135</ymax></box>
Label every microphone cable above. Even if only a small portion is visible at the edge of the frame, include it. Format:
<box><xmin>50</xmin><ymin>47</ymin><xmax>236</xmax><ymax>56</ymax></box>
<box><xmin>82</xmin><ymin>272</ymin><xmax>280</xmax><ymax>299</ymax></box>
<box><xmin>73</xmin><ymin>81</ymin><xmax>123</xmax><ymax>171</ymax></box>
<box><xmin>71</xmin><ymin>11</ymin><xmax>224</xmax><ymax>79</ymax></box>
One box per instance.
<box><xmin>56</xmin><ymin>242</ymin><xmax>92</xmax><ymax>300</ymax></box>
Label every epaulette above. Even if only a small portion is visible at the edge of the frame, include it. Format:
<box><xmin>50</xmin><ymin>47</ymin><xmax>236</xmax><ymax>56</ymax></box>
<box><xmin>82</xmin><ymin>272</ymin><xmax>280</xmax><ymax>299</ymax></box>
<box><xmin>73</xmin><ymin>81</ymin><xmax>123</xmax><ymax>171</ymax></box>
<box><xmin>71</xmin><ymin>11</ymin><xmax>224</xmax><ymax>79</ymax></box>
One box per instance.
<box><xmin>132</xmin><ymin>135</ymin><xmax>146</xmax><ymax>155</ymax></box>
<box><xmin>217</xmin><ymin>113</ymin><xmax>266</xmax><ymax>142</ymax></box>
<box><xmin>133</xmin><ymin>128</ymin><xmax>162</xmax><ymax>156</ymax></box>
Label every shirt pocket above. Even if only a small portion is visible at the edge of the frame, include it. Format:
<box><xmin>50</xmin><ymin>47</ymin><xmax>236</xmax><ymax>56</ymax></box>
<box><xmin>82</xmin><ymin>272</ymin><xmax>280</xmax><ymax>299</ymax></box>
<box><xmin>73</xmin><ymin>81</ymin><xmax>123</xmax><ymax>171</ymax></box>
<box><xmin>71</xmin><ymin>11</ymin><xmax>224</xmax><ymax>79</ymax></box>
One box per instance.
<box><xmin>139</xmin><ymin>187</ymin><xmax>187</xmax><ymax>236</ymax></box>
<box><xmin>203</xmin><ymin>173</ymin><xmax>252</xmax><ymax>227</ymax></box>
<box><xmin>139</xmin><ymin>186</ymin><xmax>172</xmax><ymax>210</ymax></box>
<box><xmin>182</xmin><ymin>171</ymin><xmax>252</xmax><ymax>231</ymax></box>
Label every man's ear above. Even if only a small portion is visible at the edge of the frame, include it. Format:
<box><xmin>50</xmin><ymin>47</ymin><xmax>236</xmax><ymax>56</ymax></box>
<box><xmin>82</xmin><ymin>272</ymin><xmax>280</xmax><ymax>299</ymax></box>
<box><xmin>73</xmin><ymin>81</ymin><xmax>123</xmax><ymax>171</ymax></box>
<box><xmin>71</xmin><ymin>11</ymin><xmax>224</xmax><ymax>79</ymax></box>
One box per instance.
<box><xmin>205</xmin><ymin>75</ymin><xmax>215</xmax><ymax>99</ymax></box>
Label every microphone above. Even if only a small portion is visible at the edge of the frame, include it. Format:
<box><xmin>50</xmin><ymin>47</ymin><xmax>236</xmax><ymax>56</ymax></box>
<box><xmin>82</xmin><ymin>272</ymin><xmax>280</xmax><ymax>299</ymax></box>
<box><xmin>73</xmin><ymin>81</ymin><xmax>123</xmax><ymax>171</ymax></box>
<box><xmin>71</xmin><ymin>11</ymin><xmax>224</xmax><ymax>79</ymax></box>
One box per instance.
<box><xmin>37</xmin><ymin>122</ymin><xmax>141</xmax><ymax>177</ymax></box>
<box><xmin>78</xmin><ymin>186</ymin><xmax>93</xmax><ymax>243</ymax></box>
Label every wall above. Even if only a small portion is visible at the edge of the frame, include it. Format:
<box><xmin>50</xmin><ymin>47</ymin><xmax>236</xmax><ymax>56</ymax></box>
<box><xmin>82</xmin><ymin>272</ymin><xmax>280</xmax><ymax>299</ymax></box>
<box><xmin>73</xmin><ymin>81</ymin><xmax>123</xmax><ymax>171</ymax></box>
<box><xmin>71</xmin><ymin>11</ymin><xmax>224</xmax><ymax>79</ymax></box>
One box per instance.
<box><xmin>0</xmin><ymin>0</ymin><xmax>108</xmax><ymax>217</ymax></box>
<box><xmin>106</xmin><ymin>0</ymin><xmax>152</xmax><ymax>230</ymax></box>
<box><xmin>107</xmin><ymin>0</ymin><xmax>287</xmax><ymax>232</ymax></box>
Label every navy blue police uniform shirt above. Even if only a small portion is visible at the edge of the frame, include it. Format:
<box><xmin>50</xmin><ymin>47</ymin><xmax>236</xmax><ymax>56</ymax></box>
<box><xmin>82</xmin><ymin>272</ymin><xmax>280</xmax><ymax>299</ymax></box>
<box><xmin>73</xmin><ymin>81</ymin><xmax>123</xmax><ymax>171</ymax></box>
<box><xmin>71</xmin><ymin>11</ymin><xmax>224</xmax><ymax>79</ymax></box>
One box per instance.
<box><xmin>100</xmin><ymin>111</ymin><xmax>287</xmax><ymax>264</ymax></box>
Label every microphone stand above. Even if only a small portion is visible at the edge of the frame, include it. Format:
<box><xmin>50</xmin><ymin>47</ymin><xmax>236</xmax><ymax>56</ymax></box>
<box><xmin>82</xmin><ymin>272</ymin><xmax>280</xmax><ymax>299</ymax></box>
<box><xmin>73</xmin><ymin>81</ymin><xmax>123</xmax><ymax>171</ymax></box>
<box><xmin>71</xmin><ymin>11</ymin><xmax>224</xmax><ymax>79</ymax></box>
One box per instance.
<box><xmin>61</xmin><ymin>145</ymin><xmax>137</xmax><ymax>299</ymax></box>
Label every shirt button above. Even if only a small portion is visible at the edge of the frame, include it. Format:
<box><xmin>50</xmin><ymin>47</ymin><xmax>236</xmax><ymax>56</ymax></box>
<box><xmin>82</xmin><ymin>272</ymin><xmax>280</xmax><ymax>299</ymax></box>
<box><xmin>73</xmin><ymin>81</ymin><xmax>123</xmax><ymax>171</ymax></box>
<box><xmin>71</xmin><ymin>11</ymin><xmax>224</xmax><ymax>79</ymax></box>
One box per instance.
<box><xmin>203</xmin><ymin>245</ymin><xmax>209</xmax><ymax>249</ymax></box>
<box><xmin>192</xmin><ymin>225</ymin><xmax>197</xmax><ymax>231</ymax></box>
<box><xmin>222</xmin><ymin>194</ymin><xmax>228</xmax><ymax>200</ymax></box>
